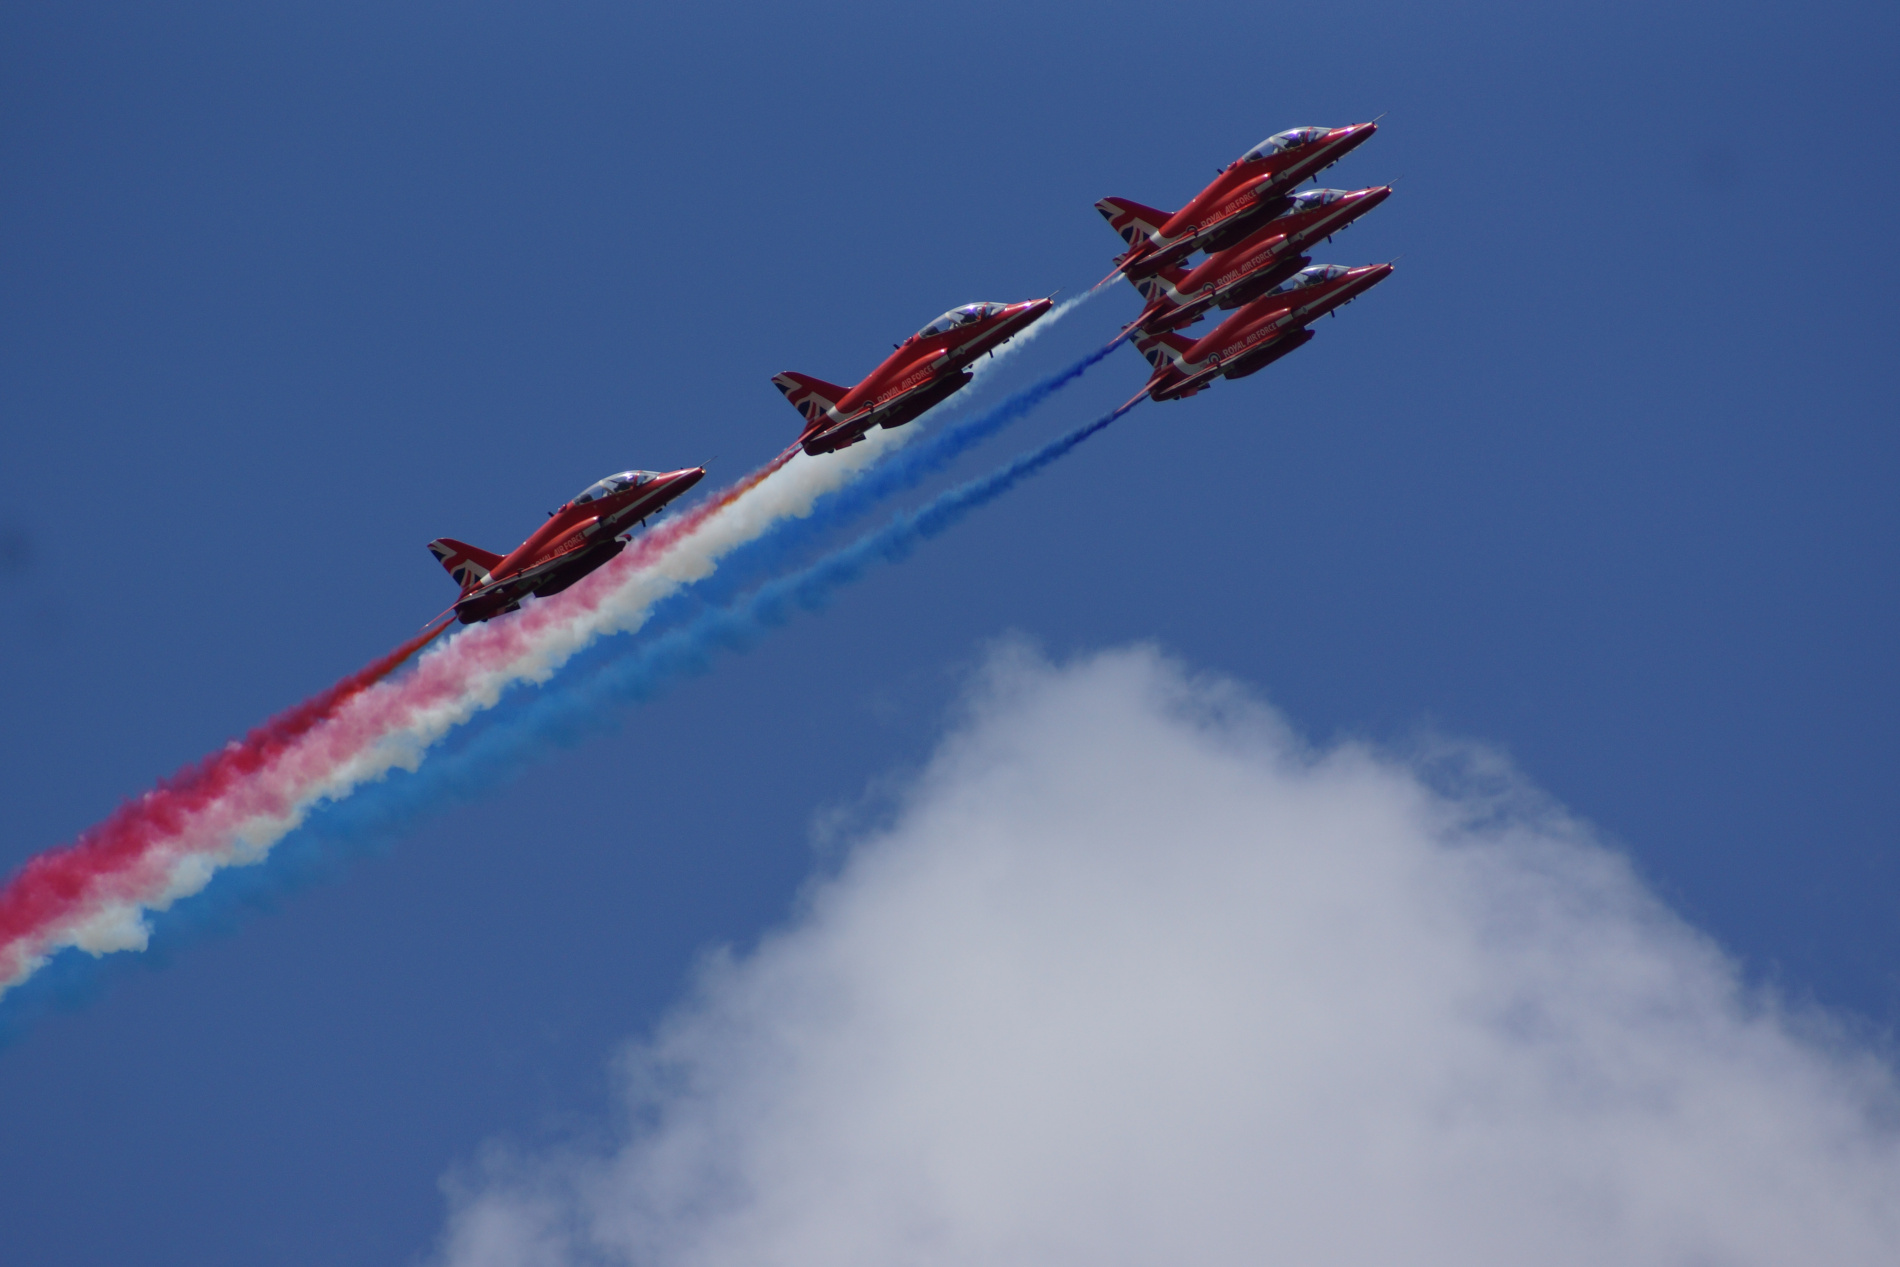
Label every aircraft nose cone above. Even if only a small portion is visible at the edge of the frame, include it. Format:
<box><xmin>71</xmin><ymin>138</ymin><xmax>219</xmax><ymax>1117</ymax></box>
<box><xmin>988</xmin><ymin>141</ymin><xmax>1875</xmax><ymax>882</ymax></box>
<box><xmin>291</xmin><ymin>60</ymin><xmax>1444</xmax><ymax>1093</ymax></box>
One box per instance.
<box><xmin>1331</xmin><ymin>121</ymin><xmax>1378</xmax><ymax>153</ymax></box>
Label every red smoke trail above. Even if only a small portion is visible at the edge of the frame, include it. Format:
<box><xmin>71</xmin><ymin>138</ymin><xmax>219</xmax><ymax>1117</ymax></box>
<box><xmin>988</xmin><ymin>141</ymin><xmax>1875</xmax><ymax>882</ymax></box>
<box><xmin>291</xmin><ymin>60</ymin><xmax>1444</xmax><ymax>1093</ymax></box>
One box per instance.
<box><xmin>0</xmin><ymin>619</ymin><xmax>451</xmax><ymax>969</ymax></box>
<box><xmin>220</xmin><ymin>449</ymin><xmax>806</xmax><ymax>803</ymax></box>
<box><xmin>293</xmin><ymin>448</ymin><xmax>804</xmax><ymax>757</ymax></box>
<box><xmin>274</xmin><ymin>450</ymin><xmax>805</xmax><ymax>763</ymax></box>
<box><xmin>0</xmin><ymin>448</ymin><xmax>797</xmax><ymax>990</ymax></box>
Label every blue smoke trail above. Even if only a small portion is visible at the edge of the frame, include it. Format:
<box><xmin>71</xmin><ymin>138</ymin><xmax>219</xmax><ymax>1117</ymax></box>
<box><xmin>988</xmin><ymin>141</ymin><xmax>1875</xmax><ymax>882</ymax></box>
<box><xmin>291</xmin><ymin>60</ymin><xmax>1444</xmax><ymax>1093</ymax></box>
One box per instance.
<box><xmin>794</xmin><ymin>333</ymin><xmax>1118</xmax><ymax>528</ymax></box>
<box><xmin>0</xmin><ymin>400</ymin><xmax>1141</xmax><ymax>1041</ymax></box>
<box><xmin>0</xmin><ymin>333</ymin><xmax>1131</xmax><ymax>1038</ymax></box>
<box><xmin>546</xmin><ymin>330</ymin><xmax>1127</xmax><ymax>696</ymax></box>
<box><xmin>679</xmin><ymin>324</ymin><xmax>1125</xmax><ymax>613</ymax></box>
<box><xmin>302</xmin><ymin>397</ymin><xmax>1142</xmax><ymax>848</ymax></box>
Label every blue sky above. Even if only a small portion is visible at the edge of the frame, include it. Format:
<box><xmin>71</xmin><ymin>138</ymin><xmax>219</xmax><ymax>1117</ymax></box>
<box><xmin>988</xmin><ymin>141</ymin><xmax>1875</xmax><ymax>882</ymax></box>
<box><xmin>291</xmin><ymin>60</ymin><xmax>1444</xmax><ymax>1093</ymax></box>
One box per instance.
<box><xmin>2</xmin><ymin>2</ymin><xmax>1896</xmax><ymax>1263</ymax></box>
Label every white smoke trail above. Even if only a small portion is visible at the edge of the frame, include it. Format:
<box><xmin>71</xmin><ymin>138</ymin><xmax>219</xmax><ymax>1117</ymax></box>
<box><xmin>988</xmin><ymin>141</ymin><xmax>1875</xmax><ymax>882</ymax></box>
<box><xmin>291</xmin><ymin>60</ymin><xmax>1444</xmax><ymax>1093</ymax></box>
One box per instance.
<box><xmin>4</xmin><ymin>292</ymin><xmax>1106</xmax><ymax>996</ymax></box>
<box><xmin>5</xmin><ymin>437</ymin><xmax>907</xmax><ymax>988</ymax></box>
<box><xmin>958</xmin><ymin>293</ymin><xmax>1084</xmax><ymax>396</ymax></box>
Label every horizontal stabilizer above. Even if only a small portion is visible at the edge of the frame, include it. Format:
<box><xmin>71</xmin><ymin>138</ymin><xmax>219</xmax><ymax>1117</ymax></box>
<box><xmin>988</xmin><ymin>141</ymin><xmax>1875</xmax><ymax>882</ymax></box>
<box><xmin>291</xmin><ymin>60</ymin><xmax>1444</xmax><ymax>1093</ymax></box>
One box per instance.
<box><xmin>428</xmin><ymin>538</ymin><xmax>504</xmax><ymax>593</ymax></box>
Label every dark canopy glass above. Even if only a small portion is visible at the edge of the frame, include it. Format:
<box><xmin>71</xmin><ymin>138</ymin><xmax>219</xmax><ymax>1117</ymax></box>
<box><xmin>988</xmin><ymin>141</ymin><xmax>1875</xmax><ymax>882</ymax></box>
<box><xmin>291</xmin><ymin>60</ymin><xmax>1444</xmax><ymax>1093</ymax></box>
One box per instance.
<box><xmin>1243</xmin><ymin>127</ymin><xmax>1328</xmax><ymax>162</ymax></box>
<box><xmin>915</xmin><ymin>302</ymin><xmax>1008</xmax><ymax>339</ymax></box>
<box><xmin>573</xmin><ymin>470</ymin><xmax>657</xmax><ymax>504</ymax></box>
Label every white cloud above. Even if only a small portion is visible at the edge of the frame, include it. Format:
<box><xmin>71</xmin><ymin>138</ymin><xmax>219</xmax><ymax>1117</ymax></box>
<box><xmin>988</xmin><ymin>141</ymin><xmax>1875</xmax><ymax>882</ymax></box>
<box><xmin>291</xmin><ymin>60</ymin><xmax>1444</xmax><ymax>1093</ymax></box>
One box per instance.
<box><xmin>433</xmin><ymin>644</ymin><xmax>1900</xmax><ymax>1267</ymax></box>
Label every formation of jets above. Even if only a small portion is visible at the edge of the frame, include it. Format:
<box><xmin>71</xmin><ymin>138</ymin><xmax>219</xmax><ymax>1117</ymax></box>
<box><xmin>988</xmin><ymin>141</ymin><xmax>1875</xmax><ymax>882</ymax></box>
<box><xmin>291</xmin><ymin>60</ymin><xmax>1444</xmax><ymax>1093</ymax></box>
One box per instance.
<box><xmin>429</xmin><ymin>122</ymin><xmax>1391</xmax><ymax>620</ymax></box>
<box><xmin>1103</xmin><ymin>121</ymin><xmax>1393</xmax><ymax>402</ymax></box>
<box><xmin>1100</xmin><ymin>124</ymin><xmax>1378</xmax><ymax>279</ymax></box>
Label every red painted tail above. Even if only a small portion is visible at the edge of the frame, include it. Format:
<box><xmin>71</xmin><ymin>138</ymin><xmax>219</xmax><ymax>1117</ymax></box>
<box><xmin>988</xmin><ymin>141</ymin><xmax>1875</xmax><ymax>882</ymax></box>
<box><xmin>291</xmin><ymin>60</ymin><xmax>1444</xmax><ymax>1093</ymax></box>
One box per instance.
<box><xmin>771</xmin><ymin>372</ymin><xmax>851</xmax><ymax>436</ymax></box>
<box><xmin>1095</xmin><ymin>197</ymin><xmax>1172</xmax><ymax>250</ymax></box>
<box><xmin>1127</xmin><ymin>263</ymin><xmax>1191</xmax><ymax>303</ymax></box>
<box><xmin>427</xmin><ymin>539</ymin><xmax>504</xmax><ymax>593</ymax></box>
<box><xmin>1132</xmin><ymin>329</ymin><xmax>1197</xmax><ymax>372</ymax></box>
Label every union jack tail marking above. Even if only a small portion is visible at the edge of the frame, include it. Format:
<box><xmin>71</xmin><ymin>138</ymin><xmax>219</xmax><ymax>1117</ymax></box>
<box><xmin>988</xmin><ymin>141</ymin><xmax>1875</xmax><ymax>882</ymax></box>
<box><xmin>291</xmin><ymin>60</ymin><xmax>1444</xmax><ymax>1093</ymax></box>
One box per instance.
<box><xmin>771</xmin><ymin>371</ymin><xmax>852</xmax><ymax>434</ymax></box>
<box><xmin>1132</xmin><ymin>329</ymin><xmax>1197</xmax><ymax>372</ymax></box>
<box><xmin>427</xmin><ymin>538</ymin><xmax>504</xmax><ymax>593</ymax></box>
<box><xmin>1129</xmin><ymin>264</ymin><xmax>1191</xmax><ymax>303</ymax></box>
<box><xmin>1095</xmin><ymin>196</ymin><xmax>1172</xmax><ymax>248</ymax></box>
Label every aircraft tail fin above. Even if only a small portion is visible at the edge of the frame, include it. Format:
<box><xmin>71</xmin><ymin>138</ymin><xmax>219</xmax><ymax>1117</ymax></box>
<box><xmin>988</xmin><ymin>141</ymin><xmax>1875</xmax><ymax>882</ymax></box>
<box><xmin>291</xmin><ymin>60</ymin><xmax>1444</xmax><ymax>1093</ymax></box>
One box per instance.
<box><xmin>771</xmin><ymin>371</ymin><xmax>851</xmax><ymax>432</ymax></box>
<box><xmin>1132</xmin><ymin>329</ymin><xmax>1197</xmax><ymax>372</ymax></box>
<box><xmin>428</xmin><ymin>538</ymin><xmax>504</xmax><ymax>593</ymax></box>
<box><xmin>1128</xmin><ymin>263</ymin><xmax>1191</xmax><ymax>303</ymax></box>
<box><xmin>1095</xmin><ymin>197</ymin><xmax>1173</xmax><ymax>248</ymax></box>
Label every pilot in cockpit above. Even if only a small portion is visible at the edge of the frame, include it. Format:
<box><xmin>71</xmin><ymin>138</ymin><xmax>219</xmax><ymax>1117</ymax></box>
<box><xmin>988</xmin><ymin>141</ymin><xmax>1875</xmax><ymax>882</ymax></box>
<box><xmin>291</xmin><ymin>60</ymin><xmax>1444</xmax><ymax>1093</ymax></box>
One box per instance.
<box><xmin>1244</xmin><ymin>128</ymin><xmax>1324</xmax><ymax>162</ymax></box>
<box><xmin>572</xmin><ymin>471</ymin><xmax>655</xmax><ymax>505</ymax></box>
<box><xmin>916</xmin><ymin>303</ymin><xmax>1005</xmax><ymax>340</ymax></box>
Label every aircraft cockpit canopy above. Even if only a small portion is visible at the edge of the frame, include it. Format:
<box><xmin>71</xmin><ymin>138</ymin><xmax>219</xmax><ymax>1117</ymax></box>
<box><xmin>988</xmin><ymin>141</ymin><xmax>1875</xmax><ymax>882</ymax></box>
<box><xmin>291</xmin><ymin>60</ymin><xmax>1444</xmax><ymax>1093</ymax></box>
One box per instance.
<box><xmin>1245</xmin><ymin>127</ymin><xmax>1328</xmax><ymax>161</ymax></box>
<box><xmin>916</xmin><ymin>302</ymin><xmax>1009</xmax><ymax>339</ymax></box>
<box><xmin>1288</xmin><ymin>188</ymin><xmax>1347</xmax><ymax>211</ymax></box>
<box><xmin>573</xmin><ymin>470</ymin><xmax>658</xmax><ymax>504</ymax></box>
<box><xmin>1272</xmin><ymin>264</ymin><xmax>1353</xmax><ymax>292</ymax></box>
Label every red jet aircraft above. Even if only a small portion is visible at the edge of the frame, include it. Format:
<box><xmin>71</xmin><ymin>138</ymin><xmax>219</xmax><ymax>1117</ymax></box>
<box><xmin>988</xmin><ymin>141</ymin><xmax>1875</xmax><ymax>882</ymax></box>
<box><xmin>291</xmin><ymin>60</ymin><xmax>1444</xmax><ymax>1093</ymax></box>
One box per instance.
<box><xmin>1126</xmin><ymin>185</ymin><xmax>1392</xmax><ymax>336</ymax></box>
<box><xmin>429</xmin><ymin>466</ymin><xmax>705</xmax><ymax>623</ymax></box>
<box><xmin>773</xmin><ymin>298</ymin><xmax>1055</xmax><ymax>456</ymax></box>
<box><xmin>1097</xmin><ymin>123</ymin><xmax>1377</xmax><ymax>279</ymax></box>
<box><xmin>1130</xmin><ymin>263</ymin><xmax>1393</xmax><ymax>402</ymax></box>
